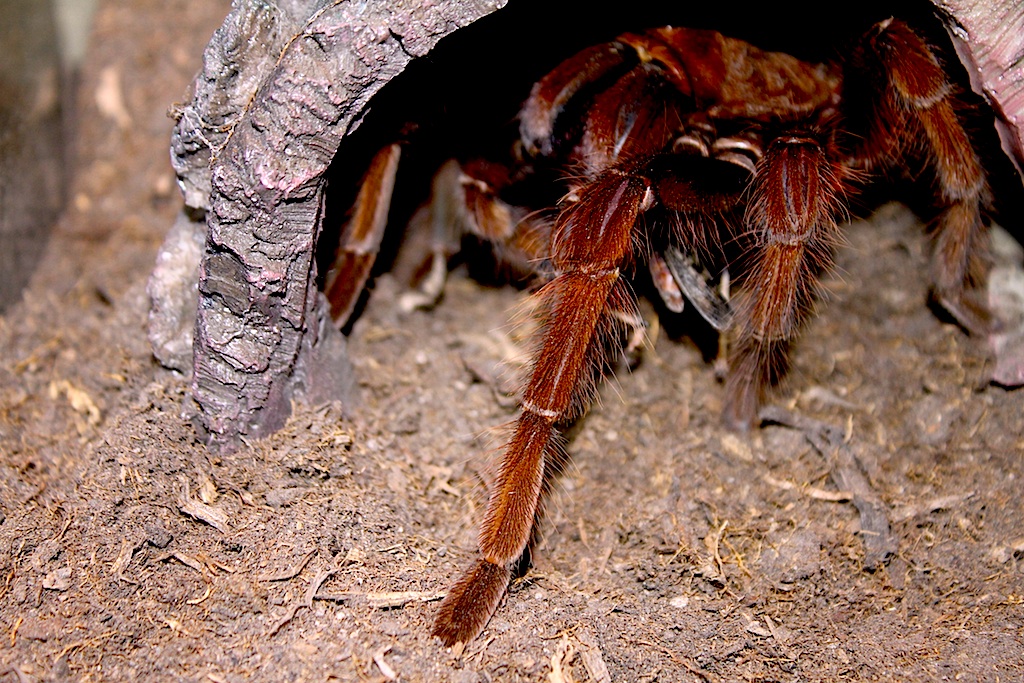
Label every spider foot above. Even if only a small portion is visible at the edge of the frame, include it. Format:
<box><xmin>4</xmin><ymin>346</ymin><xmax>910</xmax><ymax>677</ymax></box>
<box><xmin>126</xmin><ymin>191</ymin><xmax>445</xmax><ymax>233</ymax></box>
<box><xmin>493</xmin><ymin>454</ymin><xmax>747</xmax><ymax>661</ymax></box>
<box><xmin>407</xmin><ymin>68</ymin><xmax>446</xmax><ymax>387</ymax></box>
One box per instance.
<box><xmin>931</xmin><ymin>288</ymin><xmax>994</xmax><ymax>337</ymax></box>
<box><xmin>432</xmin><ymin>558</ymin><xmax>511</xmax><ymax>647</ymax></box>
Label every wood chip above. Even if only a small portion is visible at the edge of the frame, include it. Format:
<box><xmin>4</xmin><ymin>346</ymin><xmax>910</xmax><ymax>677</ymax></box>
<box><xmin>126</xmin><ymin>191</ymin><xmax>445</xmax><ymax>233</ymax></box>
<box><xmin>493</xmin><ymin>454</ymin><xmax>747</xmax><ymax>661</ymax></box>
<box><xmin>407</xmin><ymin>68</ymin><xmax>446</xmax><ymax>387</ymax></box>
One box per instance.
<box><xmin>169</xmin><ymin>552</ymin><xmax>204</xmax><ymax>573</ymax></box>
<box><xmin>575</xmin><ymin>629</ymin><xmax>611</xmax><ymax>683</ymax></box>
<box><xmin>373</xmin><ymin>646</ymin><xmax>397</xmax><ymax>681</ymax></box>
<box><xmin>745</xmin><ymin>620</ymin><xmax>771</xmax><ymax>638</ymax></box>
<box><xmin>48</xmin><ymin>380</ymin><xmax>102</xmax><ymax>425</ymax></box>
<box><xmin>42</xmin><ymin>567</ymin><xmax>71</xmax><ymax>591</ymax></box>
<box><xmin>197</xmin><ymin>468</ymin><xmax>218</xmax><ymax>504</ymax></box>
<box><xmin>110</xmin><ymin>537</ymin><xmax>141</xmax><ymax>581</ymax></box>
<box><xmin>9</xmin><ymin>617</ymin><xmax>22</xmax><ymax>648</ymax></box>
<box><xmin>314</xmin><ymin>590</ymin><xmax>445</xmax><ymax>608</ymax></box>
<box><xmin>163</xmin><ymin>617</ymin><xmax>196</xmax><ymax>638</ymax></box>
<box><xmin>178</xmin><ymin>477</ymin><xmax>230</xmax><ymax>533</ymax></box>
<box><xmin>548</xmin><ymin>634</ymin><xmax>574</xmax><ymax>683</ymax></box>
<box><xmin>763</xmin><ymin>474</ymin><xmax>851</xmax><ymax>502</ymax></box>
<box><xmin>891</xmin><ymin>493</ymin><xmax>976</xmax><ymax>523</ymax></box>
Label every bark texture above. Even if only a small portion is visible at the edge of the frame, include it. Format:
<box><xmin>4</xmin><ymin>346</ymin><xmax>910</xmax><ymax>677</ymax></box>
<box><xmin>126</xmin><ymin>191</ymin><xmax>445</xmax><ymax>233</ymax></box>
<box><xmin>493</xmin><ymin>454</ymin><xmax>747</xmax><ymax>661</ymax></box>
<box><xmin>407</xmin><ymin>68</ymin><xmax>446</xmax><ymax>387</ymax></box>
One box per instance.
<box><xmin>163</xmin><ymin>0</ymin><xmax>506</xmax><ymax>448</ymax></box>
<box><xmin>933</xmin><ymin>0</ymin><xmax>1024</xmax><ymax>182</ymax></box>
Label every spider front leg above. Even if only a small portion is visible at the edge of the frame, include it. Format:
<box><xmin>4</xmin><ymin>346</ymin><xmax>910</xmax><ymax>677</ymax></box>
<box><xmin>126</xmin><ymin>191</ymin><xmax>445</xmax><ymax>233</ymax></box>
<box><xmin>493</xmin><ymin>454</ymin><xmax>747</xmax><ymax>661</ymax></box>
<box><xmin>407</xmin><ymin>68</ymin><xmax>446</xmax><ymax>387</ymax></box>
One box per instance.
<box><xmin>432</xmin><ymin>169</ymin><xmax>651</xmax><ymax>646</ymax></box>
<box><xmin>325</xmin><ymin>144</ymin><xmax>551</xmax><ymax>326</ymax></box>
<box><xmin>724</xmin><ymin>132</ymin><xmax>845</xmax><ymax>429</ymax></box>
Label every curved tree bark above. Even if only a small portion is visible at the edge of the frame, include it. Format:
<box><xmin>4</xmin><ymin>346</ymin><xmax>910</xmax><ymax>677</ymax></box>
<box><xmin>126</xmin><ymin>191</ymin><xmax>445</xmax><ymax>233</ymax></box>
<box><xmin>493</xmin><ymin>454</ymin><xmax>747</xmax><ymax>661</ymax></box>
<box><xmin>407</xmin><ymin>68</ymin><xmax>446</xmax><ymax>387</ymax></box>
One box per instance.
<box><xmin>933</xmin><ymin>0</ymin><xmax>1024</xmax><ymax>181</ymax></box>
<box><xmin>157</xmin><ymin>0</ymin><xmax>506</xmax><ymax>448</ymax></box>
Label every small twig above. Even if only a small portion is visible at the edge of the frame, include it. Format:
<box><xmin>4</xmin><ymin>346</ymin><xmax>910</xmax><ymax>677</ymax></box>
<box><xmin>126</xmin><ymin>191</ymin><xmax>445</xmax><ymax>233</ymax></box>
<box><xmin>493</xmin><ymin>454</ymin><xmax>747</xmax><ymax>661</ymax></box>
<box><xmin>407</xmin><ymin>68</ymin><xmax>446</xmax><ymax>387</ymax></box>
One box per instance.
<box><xmin>9</xmin><ymin>617</ymin><xmax>22</xmax><ymax>648</ymax></box>
<box><xmin>313</xmin><ymin>589</ymin><xmax>445</xmax><ymax>608</ymax></box>
<box><xmin>575</xmin><ymin>629</ymin><xmax>612</xmax><ymax>683</ymax></box>
<box><xmin>54</xmin><ymin>514</ymin><xmax>73</xmax><ymax>542</ymax></box>
<box><xmin>373</xmin><ymin>645</ymin><xmax>398</xmax><ymax>681</ymax></box>
<box><xmin>763</xmin><ymin>474</ymin><xmax>851</xmax><ymax>502</ymax></box>
<box><xmin>268</xmin><ymin>563</ymin><xmax>342</xmax><ymax>636</ymax></box>
<box><xmin>186</xmin><ymin>585</ymin><xmax>214</xmax><ymax>606</ymax></box>
<box><xmin>167</xmin><ymin>551</ymin><xmax>205</xmax><ymax>574</ymax></box>
<box><xmin>258</xmin><ymin>549</ymin><xmax>316</xmax><ymax>582</ymax></box>
<box><xmin>891</xmin><ymin>493</ymin><xmax>976</xmax><ymax>523</ymax></box>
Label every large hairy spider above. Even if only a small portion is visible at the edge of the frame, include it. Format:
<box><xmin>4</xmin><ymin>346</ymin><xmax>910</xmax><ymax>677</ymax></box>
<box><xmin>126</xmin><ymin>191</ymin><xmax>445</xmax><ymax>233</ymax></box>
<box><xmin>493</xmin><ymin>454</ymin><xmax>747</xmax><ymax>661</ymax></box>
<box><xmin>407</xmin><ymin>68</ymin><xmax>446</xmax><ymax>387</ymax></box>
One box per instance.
<box><xmin>324</xmin><ymin>19</ymin><xmax>990</xmax><ymax>645</ymax></box>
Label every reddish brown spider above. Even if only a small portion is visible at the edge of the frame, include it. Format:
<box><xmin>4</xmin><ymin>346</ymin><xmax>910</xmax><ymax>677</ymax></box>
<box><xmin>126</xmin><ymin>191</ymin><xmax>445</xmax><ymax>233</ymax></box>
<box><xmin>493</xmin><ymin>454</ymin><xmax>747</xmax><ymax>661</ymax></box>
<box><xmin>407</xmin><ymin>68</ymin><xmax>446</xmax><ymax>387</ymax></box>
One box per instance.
<box><xmin>325</xmin><ymin>19</ymin><xmax>990</xmax><ymax>646</ymax></box>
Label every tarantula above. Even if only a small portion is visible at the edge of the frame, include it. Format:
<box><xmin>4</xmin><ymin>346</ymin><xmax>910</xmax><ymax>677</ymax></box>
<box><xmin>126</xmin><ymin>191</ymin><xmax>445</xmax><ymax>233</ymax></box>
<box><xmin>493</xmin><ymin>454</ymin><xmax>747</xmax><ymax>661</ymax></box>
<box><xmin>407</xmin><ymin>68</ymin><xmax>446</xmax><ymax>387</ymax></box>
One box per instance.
<box><xmin>324</xmin><ymin>19</ymin><xmax>990</xmax><ymax>646</ymax></box>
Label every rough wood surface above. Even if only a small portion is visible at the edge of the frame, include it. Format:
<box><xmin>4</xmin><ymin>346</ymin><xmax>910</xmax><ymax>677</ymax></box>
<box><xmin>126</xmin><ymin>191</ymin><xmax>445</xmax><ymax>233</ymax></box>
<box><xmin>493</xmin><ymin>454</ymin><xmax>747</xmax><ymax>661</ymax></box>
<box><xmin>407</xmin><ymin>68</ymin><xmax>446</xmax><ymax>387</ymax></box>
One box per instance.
<box><xmin>933</xmin><ymin>0</ymin><xmax>1024</xmax><ymax>182</ymax></box>
<box><xmin>163</xmin><ymin>0</ymin><xmax>506</xmax><ymax>447</ymax></box>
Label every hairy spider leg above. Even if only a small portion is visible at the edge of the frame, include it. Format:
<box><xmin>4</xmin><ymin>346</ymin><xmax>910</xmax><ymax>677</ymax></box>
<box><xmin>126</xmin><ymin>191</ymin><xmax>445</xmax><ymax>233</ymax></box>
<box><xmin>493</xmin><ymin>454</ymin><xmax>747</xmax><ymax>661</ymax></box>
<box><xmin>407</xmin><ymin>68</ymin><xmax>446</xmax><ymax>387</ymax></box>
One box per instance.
<box><xmin>396</xmin><ymin>158</ymin><xmax>554</xmax><ymax>313</ymax></box>
<box><xmin>842</xmin><ymin>18</ymin><xmax>990</xmax><ymax>332</ymax></box>
<box><xmin>723</xmin><ymin>130</ymin><xmax>846</xmax><ymax>429</ymax></box>
<box><xmin>433</xmin><ymin>33</ymin><xmax>701</xmax><ymax>645</ymax></box>
<box><xmin>324</xmin><ymin>143</ymin><xmax>401</xmax><ymax>326</ymax></box>
<box><xmin>432</xmin><ymin>169</ymin><xmax>652</xmax><ymax>646</ymax></box>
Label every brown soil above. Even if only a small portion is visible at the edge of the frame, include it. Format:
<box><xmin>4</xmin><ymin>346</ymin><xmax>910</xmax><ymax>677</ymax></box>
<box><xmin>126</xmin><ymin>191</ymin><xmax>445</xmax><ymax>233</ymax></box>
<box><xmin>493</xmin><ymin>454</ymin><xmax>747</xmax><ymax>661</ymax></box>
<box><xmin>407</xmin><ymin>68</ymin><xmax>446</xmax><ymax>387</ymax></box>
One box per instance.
<box><xmin>1</xmin><ymin>2</ymin><xmax>1022</xmax><ymax>681</ymax></box>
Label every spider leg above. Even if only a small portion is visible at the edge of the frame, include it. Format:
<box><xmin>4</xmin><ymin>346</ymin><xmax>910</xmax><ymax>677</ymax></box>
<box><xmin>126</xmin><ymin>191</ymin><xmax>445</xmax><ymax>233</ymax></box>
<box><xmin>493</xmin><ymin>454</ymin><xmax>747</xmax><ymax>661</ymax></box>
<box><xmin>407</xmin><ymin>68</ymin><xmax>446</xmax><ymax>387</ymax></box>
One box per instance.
<box><xmin>324</xmin><ymin>143</ymin><xmax>401</xmax><ymax>326</ymax></box>
<box><xmin>845</xmin><ymin>19</ymin><xmax>990</xmax><ymax>333</ymax></box>
<box><xmin>519</xmin><ymin>40</ymin><xmax>639</xmax><ymax>158</ymax></box>
<box><xmin>724</xmin><ymin>132</ymin><xmax>845</xmax><ymax>429</ymax></box>
<box><xmin>432</xmin><ymin>169</ymin><xmax>651</xmax><ymax>646</ymax></box>
<box><xmin>457</xmin><ymin>159</ymin><xmax>554</xmax><ymax>281</ymax></box>
<box><xmin>382</xmin><ymin>155</ymin><xmax>552</xmax><ymax>316</ymax></box>
<box><xmin>395</xmin><ymin>158</ymin><xmax>535</xmax><ymax>313</ymax></box>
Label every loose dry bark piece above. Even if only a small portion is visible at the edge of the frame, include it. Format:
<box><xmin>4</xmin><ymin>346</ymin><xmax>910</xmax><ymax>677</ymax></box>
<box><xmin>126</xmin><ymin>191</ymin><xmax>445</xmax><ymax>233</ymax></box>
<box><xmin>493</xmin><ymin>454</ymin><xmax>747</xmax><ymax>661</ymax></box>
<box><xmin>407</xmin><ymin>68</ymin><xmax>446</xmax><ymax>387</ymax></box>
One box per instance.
<box><xmin>988</xmin><ymin>226</ymin><xmax>1024</xmax><ymax>386</ymax></box>
<box><xmin>933</xmin><ymin>0</ymin><xmax>1024</xmax><ymax>180</ymax></box>
<box><xmin>178</xmin><ymin>477</ymin><xmax>230</xmax><ymax>533</ymax></box>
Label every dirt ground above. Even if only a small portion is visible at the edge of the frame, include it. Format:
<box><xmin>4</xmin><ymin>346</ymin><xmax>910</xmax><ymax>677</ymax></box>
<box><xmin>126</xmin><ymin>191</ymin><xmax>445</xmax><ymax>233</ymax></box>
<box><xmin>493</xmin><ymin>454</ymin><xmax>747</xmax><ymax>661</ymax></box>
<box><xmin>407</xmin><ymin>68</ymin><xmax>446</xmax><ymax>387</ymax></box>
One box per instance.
<box><xmin>2</xmin><ymin>1</ymin><xmax>1023</xmax><ymax>681</ymax></box>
